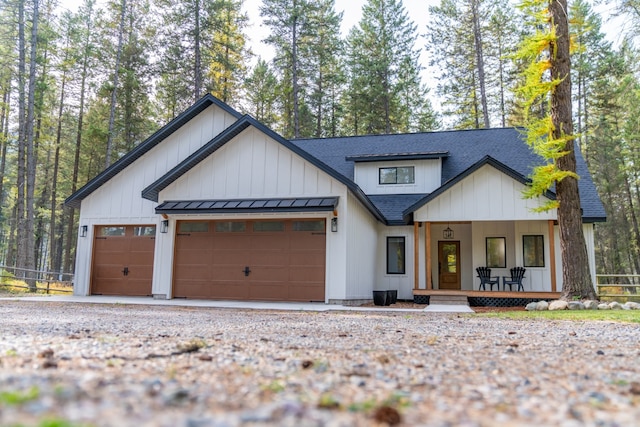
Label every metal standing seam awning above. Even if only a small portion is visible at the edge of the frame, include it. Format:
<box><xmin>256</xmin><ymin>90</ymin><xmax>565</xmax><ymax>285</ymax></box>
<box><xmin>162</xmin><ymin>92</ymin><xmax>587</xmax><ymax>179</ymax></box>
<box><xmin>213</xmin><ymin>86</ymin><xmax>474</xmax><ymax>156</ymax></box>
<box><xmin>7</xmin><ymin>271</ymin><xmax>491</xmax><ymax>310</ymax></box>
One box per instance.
<box><xmin>155</xmin><ymin>197</ymin><xmax>339</xmax><ymax>215</ymax></box>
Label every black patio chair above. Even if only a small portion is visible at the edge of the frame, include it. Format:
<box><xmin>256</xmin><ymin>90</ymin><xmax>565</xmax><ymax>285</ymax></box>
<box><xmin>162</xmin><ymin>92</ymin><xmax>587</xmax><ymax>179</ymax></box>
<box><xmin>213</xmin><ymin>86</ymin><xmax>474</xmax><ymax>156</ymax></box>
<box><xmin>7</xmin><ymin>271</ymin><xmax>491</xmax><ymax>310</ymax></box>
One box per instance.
<box><xmin>476</xmin><ymin>267</ymin><xmax>499</xmax><ymax>291</ymax></box>
<box><xmin>503</xmin><ymin>267</ymin><xmax>526</xmax><ymax>291</ymax></box>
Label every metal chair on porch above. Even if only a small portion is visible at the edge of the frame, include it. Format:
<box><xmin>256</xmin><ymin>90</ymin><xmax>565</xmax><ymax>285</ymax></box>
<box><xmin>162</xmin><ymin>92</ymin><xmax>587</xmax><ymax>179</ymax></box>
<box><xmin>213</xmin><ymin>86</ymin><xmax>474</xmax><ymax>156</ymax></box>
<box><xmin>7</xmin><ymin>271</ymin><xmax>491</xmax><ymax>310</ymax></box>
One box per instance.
<box><xmin>503</xmin><ymin>267</ymin><xmax>526</xmax><ymax>291</ymax></box>
<box><xmin>476</xmin><ymin>267</ymin><xmax>499</xmax><ymax>291</ymax></box>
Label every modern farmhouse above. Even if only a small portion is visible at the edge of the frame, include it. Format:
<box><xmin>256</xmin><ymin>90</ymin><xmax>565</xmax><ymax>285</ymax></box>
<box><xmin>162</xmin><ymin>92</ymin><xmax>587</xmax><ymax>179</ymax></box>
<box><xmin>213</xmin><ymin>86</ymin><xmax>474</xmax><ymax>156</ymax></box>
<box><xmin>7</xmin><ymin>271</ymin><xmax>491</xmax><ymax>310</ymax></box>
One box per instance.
<box><xmin>65</xmin><ymin>94</ymin><xmax>605</xmax><ymax>305</ymax></box>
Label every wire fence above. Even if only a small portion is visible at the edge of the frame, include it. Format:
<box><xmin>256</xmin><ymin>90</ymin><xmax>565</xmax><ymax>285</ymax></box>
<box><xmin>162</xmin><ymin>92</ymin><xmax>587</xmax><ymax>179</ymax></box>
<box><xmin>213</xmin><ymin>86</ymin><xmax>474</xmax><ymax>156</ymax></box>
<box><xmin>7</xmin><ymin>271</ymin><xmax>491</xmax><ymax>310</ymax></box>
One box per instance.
<box><xmin>0</xmin><ymin>265</ymin><xmax>74</xmax><ymax>294</ymax></box>
<box><xmin>596</xmin><ymin>274</ymin><xmax>640</xmax><ymax>301</ymax></box>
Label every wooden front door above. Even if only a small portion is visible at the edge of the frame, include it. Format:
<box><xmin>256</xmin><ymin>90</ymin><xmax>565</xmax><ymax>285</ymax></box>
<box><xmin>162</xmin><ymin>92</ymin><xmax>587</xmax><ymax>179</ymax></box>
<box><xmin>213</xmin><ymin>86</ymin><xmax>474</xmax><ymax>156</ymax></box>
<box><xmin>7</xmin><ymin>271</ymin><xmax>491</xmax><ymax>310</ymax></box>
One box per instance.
<box><xmin>438</xmin><ymin>241</ymin><xmax>461</xmax><ymax>290</ymax></box>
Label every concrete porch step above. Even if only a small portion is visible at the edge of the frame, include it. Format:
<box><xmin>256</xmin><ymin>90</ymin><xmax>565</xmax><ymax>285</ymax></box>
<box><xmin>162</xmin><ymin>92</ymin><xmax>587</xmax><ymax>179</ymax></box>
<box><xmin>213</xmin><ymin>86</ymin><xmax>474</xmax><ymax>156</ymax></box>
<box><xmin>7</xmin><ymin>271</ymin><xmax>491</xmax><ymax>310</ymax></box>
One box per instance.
<box><xmin>429</xmin><ymin>295</ymin><xmax>470</xmax><ymax>306</ymax></box>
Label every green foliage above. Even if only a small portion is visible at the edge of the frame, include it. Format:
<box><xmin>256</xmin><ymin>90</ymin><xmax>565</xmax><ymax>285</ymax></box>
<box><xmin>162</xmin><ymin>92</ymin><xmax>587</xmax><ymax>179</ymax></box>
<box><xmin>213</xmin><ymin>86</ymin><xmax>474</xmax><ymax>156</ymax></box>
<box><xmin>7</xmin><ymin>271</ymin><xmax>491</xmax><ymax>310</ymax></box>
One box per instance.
<box><xmin>513</xmin><ymin>0</ymin><xmax>577</xmax><ymax>210</ymax></box>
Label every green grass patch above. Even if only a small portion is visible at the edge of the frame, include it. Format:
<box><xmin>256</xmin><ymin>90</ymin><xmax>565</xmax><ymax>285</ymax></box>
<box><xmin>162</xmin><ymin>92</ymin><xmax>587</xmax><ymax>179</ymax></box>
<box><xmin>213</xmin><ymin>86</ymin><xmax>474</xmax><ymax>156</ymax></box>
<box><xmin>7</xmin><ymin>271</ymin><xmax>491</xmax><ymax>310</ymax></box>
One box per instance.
<box><xmin>474</xmin><ymin>310</ymin><xmax>640</xmax><ymax>323</ymax></box>
<box><xmin>0</xmin><ymin>387</ymin><xmax>39</xmax><ymax>405</ymax></box>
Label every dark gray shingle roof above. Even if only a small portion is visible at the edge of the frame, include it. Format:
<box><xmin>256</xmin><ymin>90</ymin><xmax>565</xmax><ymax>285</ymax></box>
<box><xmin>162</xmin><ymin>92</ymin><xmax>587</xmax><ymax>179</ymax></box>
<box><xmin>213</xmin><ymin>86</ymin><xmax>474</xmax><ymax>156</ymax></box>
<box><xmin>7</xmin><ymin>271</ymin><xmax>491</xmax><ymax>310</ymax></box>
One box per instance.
<box><xmin>292</xmin><ymin>128</ymin><xmax>606</xmax><ymax>222</ymax></box>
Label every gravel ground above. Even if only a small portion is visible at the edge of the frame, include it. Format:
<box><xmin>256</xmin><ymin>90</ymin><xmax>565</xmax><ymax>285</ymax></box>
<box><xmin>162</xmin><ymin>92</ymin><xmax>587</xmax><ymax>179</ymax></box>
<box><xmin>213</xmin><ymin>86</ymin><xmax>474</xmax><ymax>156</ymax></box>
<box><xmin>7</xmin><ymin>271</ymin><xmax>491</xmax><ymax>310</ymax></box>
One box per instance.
<box><xmin>0</xmin><ymin>300</ymin><xmax>639</xmax><ymax>427</ymax></box>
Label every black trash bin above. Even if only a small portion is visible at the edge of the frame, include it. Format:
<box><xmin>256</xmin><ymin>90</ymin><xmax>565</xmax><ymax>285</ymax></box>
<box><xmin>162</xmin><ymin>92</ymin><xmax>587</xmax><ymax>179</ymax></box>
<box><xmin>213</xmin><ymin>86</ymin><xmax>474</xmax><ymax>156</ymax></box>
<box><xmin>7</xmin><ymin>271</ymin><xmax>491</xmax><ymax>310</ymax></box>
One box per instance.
<box><xmin>387</xmin><ymin>290</ymin><xmax>397</xmax><ymax>304</ymax></box>
<box><xmin>373</xmin><ymin>290</ymin><xmax>388</xmax><ymax>306</ymax></box>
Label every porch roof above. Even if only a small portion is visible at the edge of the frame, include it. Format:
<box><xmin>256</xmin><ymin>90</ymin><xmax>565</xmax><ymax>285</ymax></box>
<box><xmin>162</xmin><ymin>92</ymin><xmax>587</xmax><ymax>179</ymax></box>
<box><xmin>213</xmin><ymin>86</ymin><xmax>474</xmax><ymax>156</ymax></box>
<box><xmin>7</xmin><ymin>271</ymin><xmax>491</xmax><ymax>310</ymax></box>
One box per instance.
<box><xmin>155</xmin><ymin>197</ymin><xmax>339</xmax><ymax>215</ymax></box>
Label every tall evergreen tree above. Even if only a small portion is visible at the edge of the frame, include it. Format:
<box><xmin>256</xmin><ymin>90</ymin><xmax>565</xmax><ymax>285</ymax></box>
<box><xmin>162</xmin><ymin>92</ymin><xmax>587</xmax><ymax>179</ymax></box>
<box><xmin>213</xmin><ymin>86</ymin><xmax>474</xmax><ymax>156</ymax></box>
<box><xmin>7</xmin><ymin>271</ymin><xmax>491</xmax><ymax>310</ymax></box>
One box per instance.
<box><xmin>345</xmin><ymin>0</ymin><xmax>436</xmax><ymax>135</ymax></box>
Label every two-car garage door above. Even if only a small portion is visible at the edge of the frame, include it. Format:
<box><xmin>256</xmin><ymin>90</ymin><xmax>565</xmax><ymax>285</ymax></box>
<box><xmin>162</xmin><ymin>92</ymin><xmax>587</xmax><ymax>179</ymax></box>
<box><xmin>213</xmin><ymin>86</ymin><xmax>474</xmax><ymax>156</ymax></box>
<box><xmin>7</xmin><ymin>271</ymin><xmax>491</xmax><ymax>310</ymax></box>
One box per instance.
<box><xmin>173</xmin><ymin>219</ymin><xmax>326</xmax><ymax>302</ymax></box>
<box><xmin>90</xmin><ymin>219</ymin><xmax>327</xmax><ymax>301</ymax></box>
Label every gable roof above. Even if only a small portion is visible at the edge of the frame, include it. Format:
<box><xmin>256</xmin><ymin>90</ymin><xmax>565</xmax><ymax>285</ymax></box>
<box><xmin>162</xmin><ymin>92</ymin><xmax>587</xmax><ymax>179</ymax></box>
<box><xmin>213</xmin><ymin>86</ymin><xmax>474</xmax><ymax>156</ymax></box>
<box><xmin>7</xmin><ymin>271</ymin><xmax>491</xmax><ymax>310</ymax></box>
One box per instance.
<box><xmin>64</xmin><ymin>94</ymin><xmax>243</xmax><ymax>208</ymax></box>
<box><xmin>142</xmin><ymin>114</ymin><xmax>386</xmax><ymax>222</ymax></box>
<box><xmin>401</xmin><ymin>155</ymin><xmax>556</xmax><ymax>220</ymax></box>
<box><xmin>292</xmin><ymin>128</ymin><xmax>606</xmax><ymax>222</ymax></box>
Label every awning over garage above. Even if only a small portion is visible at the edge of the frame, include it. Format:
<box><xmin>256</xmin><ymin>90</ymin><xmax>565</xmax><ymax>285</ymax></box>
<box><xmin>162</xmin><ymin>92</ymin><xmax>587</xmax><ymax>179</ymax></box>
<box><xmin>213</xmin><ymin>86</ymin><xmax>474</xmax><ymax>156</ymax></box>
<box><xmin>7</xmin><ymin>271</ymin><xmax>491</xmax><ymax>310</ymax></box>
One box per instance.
<box><xmin>155</xmin><ymin>197</ymin><xmax>339</xmax><ymax>215</ymax></box>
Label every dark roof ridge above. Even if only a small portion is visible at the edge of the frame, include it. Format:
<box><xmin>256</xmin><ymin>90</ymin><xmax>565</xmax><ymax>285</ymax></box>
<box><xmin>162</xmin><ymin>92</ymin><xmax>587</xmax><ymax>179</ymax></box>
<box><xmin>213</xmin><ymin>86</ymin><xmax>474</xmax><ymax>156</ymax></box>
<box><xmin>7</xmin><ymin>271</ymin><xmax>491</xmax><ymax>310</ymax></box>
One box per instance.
<box><xmin>294</xmin><ymin>126</ymin><xmax>525</xmax><ymax>142</ymax></box>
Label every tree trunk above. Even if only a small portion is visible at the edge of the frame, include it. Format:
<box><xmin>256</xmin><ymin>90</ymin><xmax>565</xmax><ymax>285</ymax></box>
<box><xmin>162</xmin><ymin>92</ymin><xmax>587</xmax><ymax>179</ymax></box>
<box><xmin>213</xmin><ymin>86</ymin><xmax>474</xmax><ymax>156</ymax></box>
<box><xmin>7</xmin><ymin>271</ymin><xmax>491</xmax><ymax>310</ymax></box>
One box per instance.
<box><xmin>24</xmin><ymin>0</ymin><xmax>40</xmax><ymax>290</ymax></box>
<box><xmin>292</xmin><ymin>0</ymin><xmax>300</xmax><ymax>139</ymax></box>
<box><xmin>105</xmin><ymin>0</ymin><xmax>126</xmax><ymax>167</ymax></box>
<box><xmin>64</xmin><ymin>7</ymin><xmax>93</xmax><ymax>274</ymax></box>
<box><xmin>550</xmin><ymin>0</ymin><xmax>596</xmax><ymax>301</ymax></box>
<box><xmin>0</xmin><ymin>81</ymin><xmax>10</xmax><ymax>219</ymax></box>
<box><xmin>471</xmin><ymin>0</ymin><xmax>490</xmax><ymax>128</ymax></box>
<box><xmin>194</xmin><ymin>0</ymin><xmax>202</xmax><ymax>100</ymax></box>
<box><xmin>50</xmin><ymin>58</ymin><xmax>68</xmax><ymax>274</ymax></box>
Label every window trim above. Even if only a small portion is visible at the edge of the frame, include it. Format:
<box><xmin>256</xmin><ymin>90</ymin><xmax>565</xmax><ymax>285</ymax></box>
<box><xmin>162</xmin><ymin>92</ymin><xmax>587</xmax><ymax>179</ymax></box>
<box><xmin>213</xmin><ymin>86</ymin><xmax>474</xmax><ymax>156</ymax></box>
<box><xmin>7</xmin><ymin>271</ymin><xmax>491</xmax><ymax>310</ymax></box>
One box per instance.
<box><xmin>386</xmin><ymin>236</ymin><xmax>406</xmax><ymax>275</ymax></box>
<box><xmin>523</xmin><ymin>235</ymin><xmax>545</xmax><ymax>267</ymax></box>
<box><xmin>379</xmin><ymin>166</ymin><xmax>415</xmax><ymax>185</ymax></box>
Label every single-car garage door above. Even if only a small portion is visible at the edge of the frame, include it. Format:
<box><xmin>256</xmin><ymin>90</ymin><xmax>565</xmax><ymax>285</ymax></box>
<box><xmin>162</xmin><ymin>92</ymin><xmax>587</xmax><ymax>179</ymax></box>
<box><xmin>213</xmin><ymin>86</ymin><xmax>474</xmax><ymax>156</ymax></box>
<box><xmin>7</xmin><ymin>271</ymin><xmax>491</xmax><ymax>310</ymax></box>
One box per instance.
<box><xmin>91</xmin><ymin>225</ymin><xmax>156</xmax><ymax>296</ymax></box>
<box><xmin>173</xmin><ymin>219</ymin><xmax>326</xmax><ymax>301</ymax></box>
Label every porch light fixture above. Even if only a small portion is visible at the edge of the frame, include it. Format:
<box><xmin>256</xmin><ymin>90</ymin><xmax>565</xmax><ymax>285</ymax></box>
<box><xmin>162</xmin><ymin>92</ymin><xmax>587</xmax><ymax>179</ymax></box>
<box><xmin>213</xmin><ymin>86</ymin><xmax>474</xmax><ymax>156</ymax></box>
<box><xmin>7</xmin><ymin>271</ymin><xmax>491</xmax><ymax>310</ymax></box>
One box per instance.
<box><xmin>160</xmin><ymin>220</ymin><xmax>169</xmax><ymax>234</ymax></box>
<box><xmin>443</xmin><ymin>225</ymin><xmax>454</xmax><ymax>239</ymax></box>
<box><xmin>80</xmin><ymin>225</ymin><xmax>88</xmax><ymax>237</ymax></box>
<box><xmin>331</xmin><ymin>217</ymin><xmax>338</xmax><ymax>232</ymax></box>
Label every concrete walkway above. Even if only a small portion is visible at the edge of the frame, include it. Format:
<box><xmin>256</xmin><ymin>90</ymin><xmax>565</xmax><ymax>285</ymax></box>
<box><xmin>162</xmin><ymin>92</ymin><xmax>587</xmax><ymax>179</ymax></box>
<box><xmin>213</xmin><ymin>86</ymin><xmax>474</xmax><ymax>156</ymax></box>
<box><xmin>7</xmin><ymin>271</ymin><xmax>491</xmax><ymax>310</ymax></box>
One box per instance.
<box><xmin>423</xmin><ymin>304</ymin><xmax>475</xmax><ymax>313</ymax></box>
<box><xmin>0</xmin><ymin>295</ymin><xmax>434</xmax><ymax>312</ymax></box>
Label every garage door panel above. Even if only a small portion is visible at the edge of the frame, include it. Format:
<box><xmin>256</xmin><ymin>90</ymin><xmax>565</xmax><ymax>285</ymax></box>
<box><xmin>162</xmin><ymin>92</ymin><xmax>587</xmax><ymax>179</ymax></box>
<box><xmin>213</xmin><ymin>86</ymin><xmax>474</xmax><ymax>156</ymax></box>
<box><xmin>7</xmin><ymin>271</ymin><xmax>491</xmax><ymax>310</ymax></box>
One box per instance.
<box><xmin>288</xmin><ymin>284</ymin><xmax>324</xmax><ymax>301</ymax></box>
<box><xmin>91</xmin><ymin>225</ymin><xmax>155</xmax><ymax>296</ymax></box>
<box><xmin>289</xmin><ymin>266</ymin><xmax>325</xmax><ymax>280</ymax></box>
<box><xmin>250</xmin><ymin>252</ymin><xmax>288</xmax><ymax>266</ymax></box>
<box><xmin>289</xmin><ymin>252</ymin><xmax>325</xmax><ymax>266</ymax></box>
<box><xmin>173</xmin><ymin>219</ymin><xmax>326</xmax><ymax>301</ymax></box>
<box><xmin>130</xmin><ymin>237</ymin><xmax>155</xmax><ymax>251</ymax></box>
<box><xmin>175</xmin><ymin>250</ymin><xmax>211</xmax><ymax>265</ymax></box>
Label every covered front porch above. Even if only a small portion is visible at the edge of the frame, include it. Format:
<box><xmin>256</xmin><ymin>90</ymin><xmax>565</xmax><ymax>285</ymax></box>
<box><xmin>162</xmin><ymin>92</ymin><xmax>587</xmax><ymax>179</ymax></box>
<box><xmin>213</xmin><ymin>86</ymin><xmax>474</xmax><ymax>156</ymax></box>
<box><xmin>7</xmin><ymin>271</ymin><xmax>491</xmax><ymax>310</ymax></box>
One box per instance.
<box><xmin>410</xmin><ymin>219</ymin><xmax>563</xmax><ymax>305</ymax></box>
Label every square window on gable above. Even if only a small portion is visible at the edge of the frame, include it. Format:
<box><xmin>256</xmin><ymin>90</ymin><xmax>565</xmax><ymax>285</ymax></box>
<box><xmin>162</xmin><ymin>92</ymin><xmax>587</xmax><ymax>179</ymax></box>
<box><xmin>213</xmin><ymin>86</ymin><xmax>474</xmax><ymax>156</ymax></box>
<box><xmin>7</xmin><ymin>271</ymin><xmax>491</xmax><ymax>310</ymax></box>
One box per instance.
<box><xmin>379</xmin><ymin>166</ymin><xmax>415</xmax><ymax>185</ymax></box>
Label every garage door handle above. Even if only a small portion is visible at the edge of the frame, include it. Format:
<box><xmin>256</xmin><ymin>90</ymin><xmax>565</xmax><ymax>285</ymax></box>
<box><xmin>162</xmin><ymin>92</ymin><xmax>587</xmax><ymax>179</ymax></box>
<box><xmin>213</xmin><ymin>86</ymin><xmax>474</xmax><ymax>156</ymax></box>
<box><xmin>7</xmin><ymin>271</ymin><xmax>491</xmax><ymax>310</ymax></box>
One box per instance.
<box><xmin>243</xmin><ymin>266</ymin><xmax>251</xmax><ymax>276</ymax></box>
<box><xmin>122</xmin><ymin>267</ymin><xmax>129</xmax><ymax>276</ymax></box>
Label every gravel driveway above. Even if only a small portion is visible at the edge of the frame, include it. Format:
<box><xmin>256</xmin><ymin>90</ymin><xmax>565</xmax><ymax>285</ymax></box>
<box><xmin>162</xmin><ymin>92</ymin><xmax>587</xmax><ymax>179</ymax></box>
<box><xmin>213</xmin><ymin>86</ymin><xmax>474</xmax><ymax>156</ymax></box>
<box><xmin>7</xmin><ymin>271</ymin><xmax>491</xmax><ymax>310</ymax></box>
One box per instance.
<box><xmin>0</xmin><ymin>300</ymin><xmax>638</xmax><ymax>427</ymax></box>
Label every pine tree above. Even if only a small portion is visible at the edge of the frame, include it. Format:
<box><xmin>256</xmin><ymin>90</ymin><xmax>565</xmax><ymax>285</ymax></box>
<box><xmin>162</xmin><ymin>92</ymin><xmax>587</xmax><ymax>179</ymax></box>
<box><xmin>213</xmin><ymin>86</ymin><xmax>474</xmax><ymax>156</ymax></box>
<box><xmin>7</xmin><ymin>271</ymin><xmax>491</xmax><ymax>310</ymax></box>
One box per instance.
<box><xmin>345</xmin><ymin>0</ymin><xmax>435</xmax><ymax>135</ymax></box>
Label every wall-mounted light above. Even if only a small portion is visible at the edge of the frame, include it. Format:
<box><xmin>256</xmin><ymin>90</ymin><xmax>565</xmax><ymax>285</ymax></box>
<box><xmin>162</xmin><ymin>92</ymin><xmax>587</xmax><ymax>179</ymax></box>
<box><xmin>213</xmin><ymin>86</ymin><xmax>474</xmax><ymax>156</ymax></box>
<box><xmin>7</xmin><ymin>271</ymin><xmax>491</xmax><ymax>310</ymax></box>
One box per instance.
<box><xmin>80</xmin><ymin>225</ymin><xmax>88</xmax><ymax>237</ymax></box>
<box><xmin>331</xmin><ymin>217</ymin><xmax>338</xmax><ymax>232</ymax></box>
<box><xmin>160</xmin><ymin>220</ymin><xmax>169</xmax><ymax>234</ymax></box>
<box><xmin>443</xmin><ymin>225</ymin><xmax>454</xmax><ymax>239</ymax></box>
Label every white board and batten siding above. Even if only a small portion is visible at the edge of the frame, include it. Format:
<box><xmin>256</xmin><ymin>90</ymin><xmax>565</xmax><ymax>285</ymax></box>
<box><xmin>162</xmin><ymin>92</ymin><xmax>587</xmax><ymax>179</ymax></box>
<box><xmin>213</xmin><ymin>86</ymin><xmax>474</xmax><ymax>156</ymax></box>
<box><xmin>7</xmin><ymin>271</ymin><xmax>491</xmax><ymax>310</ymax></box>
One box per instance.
<box><xmin>154</xmin><ymin>126</ymin><xmax>351</xmax><ymax>301</ymax></box>
<box><xmin>413</xmin><ymin>164</ymin><xmax>557</xmax><ymax>222</ymax></box>
<box><xmin>74</xmin><ymin>105</ymin><xmax>238</xmax><ymax>296</ymax></box>
<box><xmin>341</xmin><ymin>192</ymin><xmax>379</xmax><ymax>301</ymax></box>
<box><xmin>354</xmin><ymin>159</ymin><xmax>442</xmax><ymax>195</ymax></box>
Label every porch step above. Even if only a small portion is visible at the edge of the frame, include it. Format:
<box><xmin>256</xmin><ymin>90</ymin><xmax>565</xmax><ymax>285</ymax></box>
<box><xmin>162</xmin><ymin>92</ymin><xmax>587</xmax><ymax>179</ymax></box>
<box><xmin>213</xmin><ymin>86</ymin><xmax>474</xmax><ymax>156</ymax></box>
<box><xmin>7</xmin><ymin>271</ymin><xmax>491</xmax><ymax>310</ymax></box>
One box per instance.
<box><xmin>429</xmin><ymin>295</ymin><xmax>469</xmax><ymax>306</ymax></box>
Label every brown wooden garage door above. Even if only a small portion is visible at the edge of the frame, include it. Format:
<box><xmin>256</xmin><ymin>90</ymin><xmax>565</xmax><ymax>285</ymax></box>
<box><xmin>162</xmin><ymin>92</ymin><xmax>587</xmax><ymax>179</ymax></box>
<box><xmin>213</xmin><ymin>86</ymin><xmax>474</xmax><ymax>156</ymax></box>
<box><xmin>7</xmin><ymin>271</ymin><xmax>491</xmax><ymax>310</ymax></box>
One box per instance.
<box><xmin>173</xmin><ymin>219</ymin><xmax>326</xmax><ymax>301</ymax></box>
<box><xmin>91</xmin><ymin>225</ymin><xmax>155</xmax><ymax>296</ymax></box>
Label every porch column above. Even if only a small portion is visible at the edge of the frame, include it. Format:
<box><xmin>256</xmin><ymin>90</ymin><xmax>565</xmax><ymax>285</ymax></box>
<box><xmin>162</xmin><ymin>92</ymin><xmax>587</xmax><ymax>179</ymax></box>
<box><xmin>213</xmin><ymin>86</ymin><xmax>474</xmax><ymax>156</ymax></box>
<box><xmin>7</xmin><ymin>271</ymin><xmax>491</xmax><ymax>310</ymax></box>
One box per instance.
<box><xmin>548</xmin><ymin>220</ymin><xmax>557</xmax><ymax>292</ymax></box>
<box><xmin>426</xmin><ymin>222</ymin><xmax>432</xmax><ymax>290</ymax></box>
<box><xmin>414</xmin><ymin>222</ymin><xmax>420</xmax><ymax>290</ymax></box>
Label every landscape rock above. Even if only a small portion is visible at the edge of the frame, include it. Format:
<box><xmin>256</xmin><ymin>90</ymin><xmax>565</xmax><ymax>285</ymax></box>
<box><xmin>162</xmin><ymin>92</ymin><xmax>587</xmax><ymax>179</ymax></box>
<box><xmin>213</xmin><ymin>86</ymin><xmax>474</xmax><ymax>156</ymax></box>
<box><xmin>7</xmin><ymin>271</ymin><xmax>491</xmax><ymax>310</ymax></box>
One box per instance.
<box><xmin>525</xmin><ymin>302</ymin><xmax>538</xmax><ymax>311</ymax></box>
<box><xmin>623</xmin><ymin>301</ymin><xmax>640</xmax><ymax>310</ymax></box>
<box><xmin>598</xmin><ymin>303</ymin><xmax>610</xmax><ymax>310</ymax></box>
<box><xmin>583</xmin><ymin>300</ymin><xmax>599</xmax><ymax>310</ymax></box>
<box><xmin>609</xmin><ymin>301</ymin><xmax>624</xmax><ymax>310</ymax></box>
<box><xmin>568</xmin><ymin>301</ymin><xmax>585</xmax><ymax>310</ymax></box>
<box><xmin>548</xmin><ymin>300</ymin><xmax>568</xmax><ymax>311</ymax></box>
<box><xmin>535</xmin><ymin>300</ymin><xmax>549</xmax><ymax>311</ymax></box>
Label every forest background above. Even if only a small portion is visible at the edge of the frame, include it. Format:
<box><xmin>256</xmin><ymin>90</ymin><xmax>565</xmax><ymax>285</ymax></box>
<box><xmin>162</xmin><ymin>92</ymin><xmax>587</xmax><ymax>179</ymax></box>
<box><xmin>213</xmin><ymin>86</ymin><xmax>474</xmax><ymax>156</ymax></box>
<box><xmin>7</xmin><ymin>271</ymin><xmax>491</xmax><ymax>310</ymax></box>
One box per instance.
<box><xmin>0</xmin><ymin>0</ymin><xmax>639</xmax><ymax>285</ymax></box>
